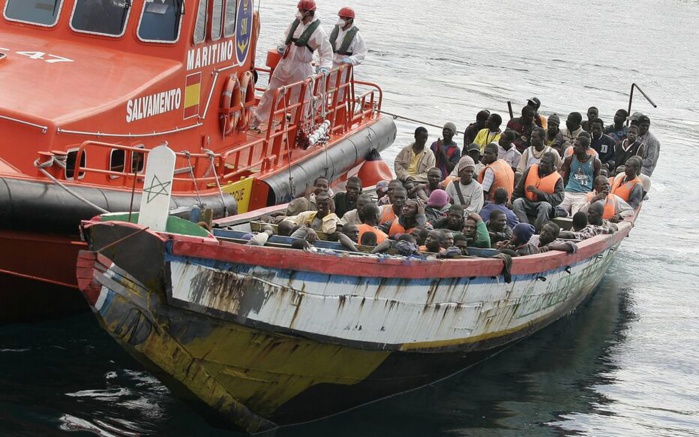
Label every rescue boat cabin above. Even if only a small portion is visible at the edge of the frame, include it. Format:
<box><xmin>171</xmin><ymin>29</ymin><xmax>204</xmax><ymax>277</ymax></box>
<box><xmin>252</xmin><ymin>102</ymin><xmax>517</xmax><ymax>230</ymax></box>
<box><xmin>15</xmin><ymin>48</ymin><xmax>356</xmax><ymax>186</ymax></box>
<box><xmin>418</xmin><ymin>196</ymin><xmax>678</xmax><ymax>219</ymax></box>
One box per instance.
<box><xmin>0</xmin><ymin>0</ymin><xmax>390</xmax><ymax>217</ymax></box>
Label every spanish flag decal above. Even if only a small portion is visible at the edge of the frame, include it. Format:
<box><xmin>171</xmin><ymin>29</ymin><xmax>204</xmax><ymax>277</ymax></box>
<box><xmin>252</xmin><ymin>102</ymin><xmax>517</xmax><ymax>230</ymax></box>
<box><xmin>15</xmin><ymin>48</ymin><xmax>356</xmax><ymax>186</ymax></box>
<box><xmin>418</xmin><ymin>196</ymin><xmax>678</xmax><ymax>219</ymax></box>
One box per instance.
<box><xmin>184</xmin><ymin>73</ymin><xmax>201</xmax><ymax>119</ymax></box>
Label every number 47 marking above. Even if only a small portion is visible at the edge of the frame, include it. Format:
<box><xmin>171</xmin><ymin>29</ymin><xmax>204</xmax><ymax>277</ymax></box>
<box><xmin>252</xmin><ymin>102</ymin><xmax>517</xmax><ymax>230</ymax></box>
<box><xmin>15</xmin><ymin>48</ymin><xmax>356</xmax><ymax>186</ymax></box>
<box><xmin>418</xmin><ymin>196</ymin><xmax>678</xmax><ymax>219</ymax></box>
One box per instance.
<box><xmin>16</xmin><ymin>51</ymin><xmax>73</xmax><ymax>63</ymax></box>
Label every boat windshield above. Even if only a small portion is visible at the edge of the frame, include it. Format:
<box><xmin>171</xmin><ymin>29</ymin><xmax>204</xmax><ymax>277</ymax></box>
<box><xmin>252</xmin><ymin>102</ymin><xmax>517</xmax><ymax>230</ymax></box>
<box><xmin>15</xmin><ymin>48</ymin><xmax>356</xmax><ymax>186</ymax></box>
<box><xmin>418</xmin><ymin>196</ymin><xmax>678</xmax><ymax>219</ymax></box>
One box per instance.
<box><xmin>138</xmin><ymin>0</ymin><xmax>182</xmax><ymax>42</ymax></box>
<box><xmin>71</xmin><ymin>0</ymin><xmax>131</xmax><ymax>36</ymax></box>
<box><xmin>4</xmin><ymin>0</ymin><xmax>63</xmax><ymax>26</ymax></box>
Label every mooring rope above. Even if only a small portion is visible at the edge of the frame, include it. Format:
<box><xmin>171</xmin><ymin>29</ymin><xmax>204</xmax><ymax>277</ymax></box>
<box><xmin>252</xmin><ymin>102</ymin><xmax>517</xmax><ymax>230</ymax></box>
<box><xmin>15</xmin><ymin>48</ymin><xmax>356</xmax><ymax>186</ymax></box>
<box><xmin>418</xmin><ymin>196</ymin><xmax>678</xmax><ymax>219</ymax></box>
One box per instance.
<box><xmin>34</xmin><ymin>157</ymin><xmax>109</xmax><ymax>214</ymax></box>
<box><xmin>377</xmin><ymin>110</ymin><xmax>463</xmax><ymax>136</ymax></box>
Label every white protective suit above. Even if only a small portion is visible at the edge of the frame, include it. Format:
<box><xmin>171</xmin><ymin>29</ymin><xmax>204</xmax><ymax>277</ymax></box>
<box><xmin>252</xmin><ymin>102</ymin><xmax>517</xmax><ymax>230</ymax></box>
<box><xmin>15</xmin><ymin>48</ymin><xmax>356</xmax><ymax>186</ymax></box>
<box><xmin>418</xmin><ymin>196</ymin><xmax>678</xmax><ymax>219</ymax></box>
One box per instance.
<box><xmin>253</xmin><ymin>16</ymin><xmax>333</xmax><ymax>125</ymax></box>
<box><xmin>331</xmin><ymin>25</ymin><xmax>367</xmax><ymax>68</ymax></box>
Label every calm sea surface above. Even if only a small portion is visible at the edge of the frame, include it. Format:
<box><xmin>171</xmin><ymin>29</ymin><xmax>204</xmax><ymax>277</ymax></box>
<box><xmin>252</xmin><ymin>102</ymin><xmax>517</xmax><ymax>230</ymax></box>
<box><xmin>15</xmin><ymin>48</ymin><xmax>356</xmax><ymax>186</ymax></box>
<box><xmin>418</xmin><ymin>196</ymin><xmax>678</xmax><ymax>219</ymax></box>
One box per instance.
<box><xmin>2</xmin><ymin>0</ymin><xmax>698</xmax><ymax>435</ymax></box>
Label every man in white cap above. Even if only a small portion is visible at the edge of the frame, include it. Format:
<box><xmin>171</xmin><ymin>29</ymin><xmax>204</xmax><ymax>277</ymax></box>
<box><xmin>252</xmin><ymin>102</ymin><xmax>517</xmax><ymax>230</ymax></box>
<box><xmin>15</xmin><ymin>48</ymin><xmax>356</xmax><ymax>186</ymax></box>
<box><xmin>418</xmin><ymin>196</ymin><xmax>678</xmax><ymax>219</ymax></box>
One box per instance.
<box><xmin>251</xmin><ymin>0</ymin><xmax>333</xmax><ymax>129</ymax></box>
<box><xmin>430</xmin><ymin>122</ymin><xmax>461</xmax><ymax>179</ymax></box>
<box><xmin>445</xmin><ymin>156</ymin><xmax>484</xmax><ymax>214</ymax></box>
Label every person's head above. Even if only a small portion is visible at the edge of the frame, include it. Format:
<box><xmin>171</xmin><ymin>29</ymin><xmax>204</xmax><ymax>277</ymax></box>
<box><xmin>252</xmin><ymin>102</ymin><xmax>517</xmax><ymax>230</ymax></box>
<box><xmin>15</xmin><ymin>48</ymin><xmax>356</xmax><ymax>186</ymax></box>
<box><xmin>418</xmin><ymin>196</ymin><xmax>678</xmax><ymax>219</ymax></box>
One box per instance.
<box><xmin>409</xmin><ymin>226</ymin><xmax>429</xmax><ymax>246</ymax></box>
<box><xmin>336</xmin><ymin>6</ymin><xmax>354</xmax><ymax>30</ymax></box>
<box><xmin>572</xmin><ymin>211</ymin><xmax>588</xmax><ymax>231</ymax></box>
<box><xmin>489</xmin><ymin>209</ymin><xmax>507</xmax><ymax>232</ymax></box>
<box><xmin>475</xmin><ymin>110</ymin><xmax>491</xmax><ymax>128</ymax></box>
<box><xmin>296</xmin><ymin>0</ymin><xmax>316</xmax><ymax>22</ymax></box>
<box><xmin>462</xmin><ymin>217</ymin><xmax>478</xmax><ymax>238</ymax></box>
<box><xmin>345</xmin><ymin>176</ymin><xmax>362</xmax><ymax>201</ymax></box>
<box><xmin>375</xmin><ymin>180</ymin><xmax>389</xmax><ymax>199</ymax></box>
<box><xmin>511</xmin><ymin>223</ymin><xmax>535</xmax><ymax>246</ymax></box>
<box><xmin>625</xmin><ymin>156</ymin><xmax>642</xmax><ymax>179</ymax></box>
<box><xmin>573</xmin><ymin>135</ymin><xmax>591</xmax><ymax>158</ymax></box>
<box><xmin>587</xmin><ymin>202</ymin><xmax>604</xmax><ymax>226</ymax></box>
<box><xmin>499</xmin><ymin>129</ymin><xmax>516</xmax><ymax>150</ymax></box>
<box><xmin>342</xmin><ymin>223</ymin><xmax>359</xmax><ymax>242</ymax></box>
<box><xmin>626</xmin><ymin>124</ymin><xmax>639</xmax><ymax>143</ymax></box>
<box><xmin>401</xmin><ymin>199</ymin><xmax>418</xmax><ymax>218</ymax></box>
<box><xmin>443</xmin><ymin>232</ymin><xmax>454</xmax><ymax>249</ymax></box>
<box><xmin>493</xmin><ymin>187</ymin><xmax>508</xmax><ymax>205</ymax></box>
<box><xmin>446</xmin><ymin>204</ymin><xmax>465</xmax><ymax>228</ymax></box>
<box><xmin>566</xmin><ymin>112</ymin><xmax>582</xmax><ymax>131</ymax></box>
<box><xmin>637</xmin><ymin>115</ymin><xmax>651</xmax><ymax>136</ymax></box>
<box><xmin>521</xmin><ymin>105</ymin><xmax>536</xmax><ymax>124</ymax></box>
<box><xmin>539</xmin><ymin>221</ymin><xmax>560</xmax><ymax>246</ymax></box>
<box><xmin>547</xmin><ymin>113</ymin><xmax>561</xmax><ymax>137</ymax></box>
<box><xmin>277</xmin><ymin>220</ymin><xmax>295</xmax><ymax>236</ymax></box>
<box><xmin>360</xmin><ymin>231</ymin><xmax>377</xmax><ymax>246</ymax></box>
<box><xmin>443</xmin><ymin>122</ymin><xmax>457</xmax><ymax>143</ymax></box>
<box><xmin>629</xmin><ymin>112</ymin><xmax>644</xmax><ymax>126</ymax></box>
<box><xmin>403</xmin><ymin>179</ymin><xmax>417</xmax><ymax>198</ymax></box>
<box><xmin>586</xmin><ymin>106</ymin><xmax>599</xmax><ymax>122</ymax></box>
<box><xmin>359</xmin><ymin>202</ymin><xmax>380</xmax><ymax>224</ymax></box>
<box><xmin>539</xmin><ymin>152</ymin><xmax>557</xmax><ymax>176</ymax></box>
<box><xmin>457</xmin><ymin>156</ymin><xmax>476</xmax><ymax>184</ymax></box>
<box><xmin>453</xmin><ymin>233</ymin><xmax>469</xmax><ymax>255</ymax></box>
<box><xmin>482</xmin><ymin>142</ymin><xmax>498</xmax><ymax>165</ymax></box>
<box><xmin>486</xmin><ymin>113</ymin><xmax>502</xmax><ymax>131</ymax></box>
<box><xmin>313</xmin><ymin>176</ymin><xmax>329</xmax><ymax>195</ymax></box>
<box><xmin>427</xmin><ymin>168</ymin><xmax>442</xmax><ymax>189</ymax></box>
<box><xmin>424</xmin><ymin>229</ymin><xmax>445</xmax><ymax>252</ymax></box>
<box><xmin>527</xmin><ymin>97</ymin><xmax>541</xmax><ymax>111</ymax></box>
<box><xmin>392</xmin><ymin>186</ymin><xmax>408</xmax><ymax>209</ymax></box>
<box><xmin>593</xmin><ymin>175</ymin><xmax>610</xmax><ymax>194</ymax></box>
<box><xmin>613</xmin><ymin>109</ymin><xmax>628</xmax><ymax>126</ymax></box>
<box><xmin>355</xmin><ymin>193</ymin><xmax>372</xmax><ymax>212</ymax></box>
<box><xmin>386</xmin><ymin>179</ymin><xmax>402</xmax><ymax>203</ymax></box>
<box><xmin>427</xmin><ymin>189</ymin><xmax>449</xmax><ymax>209</ymax></box>
<box><xmin>530</xmin><ymin>127</ymin><xmax>546</xmax><ymax>150</ymax></box>
<box><xmin>315</xmin><ymin>192</ymin><xmax>331</xmax><ymax>215</ymax></box>
<box><xmin>465</xmin><ymin>143</ymin><xmax>481</xmax><ymax>163</ymax></box>
<box><xmin>591</xmin><ymin>118</ymin><xmax>605</xmax><ymax>137</ymax></box>
<box><xmin>414</xmin><ymin>126</ymin><xmax>429</xmax><ymax>147</ymax></box>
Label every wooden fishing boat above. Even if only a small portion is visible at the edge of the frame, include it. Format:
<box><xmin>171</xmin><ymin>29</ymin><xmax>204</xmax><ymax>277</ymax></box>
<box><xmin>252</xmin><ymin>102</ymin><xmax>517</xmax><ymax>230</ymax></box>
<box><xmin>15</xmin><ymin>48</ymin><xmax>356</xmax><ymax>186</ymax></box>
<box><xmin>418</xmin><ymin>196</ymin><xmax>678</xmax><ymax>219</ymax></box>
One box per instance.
<box><xmin>76</xmin><ymin>147</ymin><xmax>635</xmax><ymax>432</ymax></box>
<box><xmin>0</xmin><ymin>0</ymin><xmax>395</xmax><ymax>321</ymax></box>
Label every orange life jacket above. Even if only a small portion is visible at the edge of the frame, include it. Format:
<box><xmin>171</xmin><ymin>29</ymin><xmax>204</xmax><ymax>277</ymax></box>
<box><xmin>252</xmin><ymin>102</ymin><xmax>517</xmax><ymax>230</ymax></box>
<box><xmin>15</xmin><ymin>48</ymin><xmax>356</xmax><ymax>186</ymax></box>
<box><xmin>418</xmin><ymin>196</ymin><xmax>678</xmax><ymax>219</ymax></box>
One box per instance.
<box><xmin>585</xmin><ymin>192</ymin><xmax>617</xmax><ymax>219</ymax></box>
<box><xmin>610</xmin><ymin>176</ymin><xmax>641</xmax><ymax>202</ymax></box>
<box><xmin>388</xmin><ymin>220</ymin><xmax>410</xmax><ymax>237</ymax></box>
<box><xmin>358</xmin><ymin>224</ymin><xmax>388</xmax><ymax>244</ymax></box>
<box><xmin>478</xmin><ymin>159</ymin><xmax>515</xmax><ymax>201</ymax></box>
<box><xmin>378</xmin><ymin>204</ymin><xmax>397</xmax><ymax>225</ymax></box>
<box><xmin>524</xmin><ymin>164</ymin><xmax>562</xmax><ymax>202</ymax></box>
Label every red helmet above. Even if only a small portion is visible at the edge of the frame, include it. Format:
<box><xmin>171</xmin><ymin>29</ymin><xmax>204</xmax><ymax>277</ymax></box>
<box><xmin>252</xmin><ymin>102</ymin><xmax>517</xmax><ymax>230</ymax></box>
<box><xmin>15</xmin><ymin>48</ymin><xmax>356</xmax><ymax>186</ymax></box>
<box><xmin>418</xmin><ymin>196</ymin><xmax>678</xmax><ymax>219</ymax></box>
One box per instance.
<box><xmin>338</xmin><ymin>7</ymin><xmax>355</xmax><ymax>19</ymax></box>
<box><xmin>297</xmin><ymin>0</ymin><xmax>316</xmax><ymax>12</ymax></box>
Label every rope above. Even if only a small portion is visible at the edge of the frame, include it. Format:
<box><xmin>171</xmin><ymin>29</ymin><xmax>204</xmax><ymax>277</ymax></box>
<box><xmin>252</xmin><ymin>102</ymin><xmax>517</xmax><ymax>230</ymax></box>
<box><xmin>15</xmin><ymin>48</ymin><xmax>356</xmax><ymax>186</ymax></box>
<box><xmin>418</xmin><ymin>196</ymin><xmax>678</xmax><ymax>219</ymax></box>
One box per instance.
<box><xmin>183</xmin><ymin>151</ymin><xmax>202</xmax><ymax>205</ymax></box>
<box><xmin>34</xmin><ymin>158</ymin><xmax>109</xmax><ymax>214</ymax></box>
<box><xmin>377</xmin><ymin>110</ymin><xmax>462</xmax><ymax>136</ymax></box>
<box><xmin>204</xmin><ymin>149</ymin><xmax>228</xmax><ymax>216</ymax></box>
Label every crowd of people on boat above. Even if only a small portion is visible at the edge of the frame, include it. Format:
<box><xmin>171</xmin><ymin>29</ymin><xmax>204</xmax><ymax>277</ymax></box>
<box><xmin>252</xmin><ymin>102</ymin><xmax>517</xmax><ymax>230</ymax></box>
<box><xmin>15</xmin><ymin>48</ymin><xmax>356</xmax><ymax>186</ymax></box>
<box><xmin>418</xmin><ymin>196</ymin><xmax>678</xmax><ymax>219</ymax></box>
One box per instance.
<box><xmin>242</xmin><ymin>98</ymin><xmax>658</xmax><ymax>259</ymax></box>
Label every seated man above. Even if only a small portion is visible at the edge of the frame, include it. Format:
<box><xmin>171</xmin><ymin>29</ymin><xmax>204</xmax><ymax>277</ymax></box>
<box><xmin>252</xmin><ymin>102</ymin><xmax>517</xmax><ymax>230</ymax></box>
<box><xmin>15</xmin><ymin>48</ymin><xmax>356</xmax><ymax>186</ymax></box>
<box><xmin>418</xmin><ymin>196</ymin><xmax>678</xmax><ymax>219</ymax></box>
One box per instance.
<box><xmin>430</xmin><ymin>122</ymin><xmax>461</xmax><ymax>179</ymax></box>
<box><xmin>517</xmin><ymin>127</ymin><xmax>561</xmax><ymax>175</ymax></box>
<box><xmin>613</xmin><ymin>124</ymin><xmax>645</xmax><ymax>175</ymax></box>
<box><xmin>516</xmin><ymin>221</ymin><xmax>578</xmax><ymax>255</ymax></box>
<box><xmin>497</xmin><ymin>129</ymin><xmax>522</xmax><ymax>172</ymax></box>
<box><xmin>512</xmin><ymin>152</ymin><xmax>564</xmax><ymax>231</ymax></box>
<box><xmin>286</xmin><ymin>176</ymin><xmax>331</xmax><ymax>215</ymax></box>
<box><xmin>463</xmin><ymin>110</ymin><xmax>490</xmax><ymax>151</ymax></box>
<box><xmin>473</xmin><ymin>113</ymin><xmax>503</xmax><ymax>152</ymax></box>
<box><xmin>338</xmin><ymin>193</ymin><xmax>373</xmax><ymax>227</ymax></box>
<box><xmin>610</xmin><ymin>156</ymin><xmax>644</xmax><ymax>209</ymax></box>
<box><xmin>560</xmin><ymin>112</ymin><xmax>584</xmax><ymax>153</ymax></box>
<box><xmin>415</xmin><ymin>167</ymin><xmax>443</xmax><ymax>202</ymax></box>
<box><xmin>425</xmin><ymin>189</ymin><xmax>451</xmax><ymax>224</ymax></box>
<box><xmin>559</xmin><ymin>135</ymin><xmax>601</xmax><ymax>217</ymax></box>
<box><xmin>394</xmin><ymin>126</ymin><xmax>436</xmax><ymax>183</ymax></box>
<box><xmin>507</xmin><ymin>105</ymin><xmax>537</xmax><ymax>153</ymax></box>
<box><xmin>357</xmin><ymin>203</ymin><xmax>389</xmax><ymax>244</ymax></box>
<box><xmin>421</xmin><ymin>229</ymin><xmax>447</xmax><ymax>253</ymax></box>
<box><xmin>486</xmin><ymin>209</ymin><xmax>513</xmax><ymax>245</ymax></box>
<box><xmin>605</xmin><ymin>109</ymin><xmax>629</xmax><ymax>148</ymax></box>
<box><xmin>432</xmin><ymin>204</ymin><xmax>465</xmax><ymax>233</ymax></box>
<box><xmin>480</xmin><ymin>187</ymin><xmax>520</xmax><ymax>229</ymax></box>
<box><xmin>377</xmin><ymin>179</ymin><xmax>403</xmax><ymax>206</ymax></box>
<box><xmin>580</xmin><ymin>106</ymin><xmax>599</xmax><ymax>133</ymax></box>
<box><xmin>378</xmin><ymin>186</ymin><xmax>408</xmax><ymax>225</ymax></box>
<box><xmin>462</xmin><ymin>212</ymin><xmax>490</xmax><ymax>248</ymax></box>
<box><xmin>589</xmin><ymin>118</ymin><xmax>617</xmax><ymax>171</ymax></box>
<box><xmin>445</xmin><ymin>157</ymin><xmax>484</xmax><ymax>214</ymax></box>
<box><xmin>545</xmin><ymin>113</ymin><xmax>566</xmax><ymax>154</ymax></box>
<box><xmin>479</xmin><ymin>142</ymin><xmax>515</xmax><ymax>203</ymax></box>
<box><xmin>580</xmin><ymin>175</ymin><xmax>634</xmax><ymax>222</ymax></box>
<box><xmin>285</xmin><ymin>192</ymin><xmax>340</xmax><ymax>239</ymax></box>
<box><xmin>379</xmin><ymin>199</ymin><xmax>427</xmax><ymax>237</ymax></box>
<box><xmin>332</xmin><ymin>176</ymin><xmax>362</xmax><ymax>218</ymax></box>
<box><xmin>560</xmin><ymin>202</ymin><xmax>617</xmax><ymax>240</ymax></box>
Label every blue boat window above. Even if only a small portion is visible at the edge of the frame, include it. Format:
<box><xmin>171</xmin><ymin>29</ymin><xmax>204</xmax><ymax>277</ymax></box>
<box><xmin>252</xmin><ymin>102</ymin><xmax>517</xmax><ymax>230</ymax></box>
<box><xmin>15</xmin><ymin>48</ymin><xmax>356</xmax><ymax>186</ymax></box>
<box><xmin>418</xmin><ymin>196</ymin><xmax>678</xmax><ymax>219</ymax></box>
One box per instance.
<box><xmin>70</xmin><ymin>0</ymin><xmax>131</xmax><ymax>36</ymax></box>
<box><xmin>193</xmin><ymin>0</ymin><xmax>207</xmax><ymax>44</ymax></box>
<box><xmin>138</xmin><ymin>0</ymin><xmax>182</xmax><ymax>42</ymax></box>
<box><xmin>4</xmin><ymin>0</ymin><xmax>63</xmax><ymax>27</ymax></box>
<box><xmin>223</xmin><ymin>0</ymin><xmax>236</xmax><ymax>38</ymax></box>
<box><xmin>211</xmin><ymin>0</ymin><xmax>223</xmax><ymax>41</ymax></box>
<box><xmin>65</xmin><ymin>149</ymin><xmax>86</xmax><ymax>180</ymax></box>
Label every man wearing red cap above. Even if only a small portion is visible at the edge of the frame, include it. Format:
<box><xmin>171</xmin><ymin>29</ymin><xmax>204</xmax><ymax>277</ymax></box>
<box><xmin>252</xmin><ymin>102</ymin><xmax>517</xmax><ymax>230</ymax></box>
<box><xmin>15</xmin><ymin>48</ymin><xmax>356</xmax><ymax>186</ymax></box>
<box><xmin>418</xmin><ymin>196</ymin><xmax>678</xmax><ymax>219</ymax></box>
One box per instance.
<box><xmin>330</xmin><ymin>7</ymin><xmax>367</xmax><ymax>69</ymax></box>
<box><xmin>251</xmin><ymin>0</ymin><xmax>332</xmax><ymax>129</ymax></box>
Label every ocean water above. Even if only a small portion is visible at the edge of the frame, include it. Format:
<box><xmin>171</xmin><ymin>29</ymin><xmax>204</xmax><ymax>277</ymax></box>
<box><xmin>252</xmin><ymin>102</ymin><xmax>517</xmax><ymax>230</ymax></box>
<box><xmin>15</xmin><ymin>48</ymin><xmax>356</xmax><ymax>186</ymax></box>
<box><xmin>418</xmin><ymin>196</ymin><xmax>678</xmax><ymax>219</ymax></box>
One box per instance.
<box><xmin>2</xmin><ymin>0</ymin><xmax>698</xmax><ymax>435</ymax></box>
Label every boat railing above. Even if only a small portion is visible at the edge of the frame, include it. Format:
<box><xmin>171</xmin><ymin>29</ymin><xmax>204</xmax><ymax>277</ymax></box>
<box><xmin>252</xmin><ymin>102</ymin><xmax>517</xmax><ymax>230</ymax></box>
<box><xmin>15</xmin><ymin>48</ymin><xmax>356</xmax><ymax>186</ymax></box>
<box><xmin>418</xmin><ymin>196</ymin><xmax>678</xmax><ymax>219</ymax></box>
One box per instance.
<box><xmin>60</xmin><ymin>141</ymin><xmax>229</xmax><ymax>191</ymax></box>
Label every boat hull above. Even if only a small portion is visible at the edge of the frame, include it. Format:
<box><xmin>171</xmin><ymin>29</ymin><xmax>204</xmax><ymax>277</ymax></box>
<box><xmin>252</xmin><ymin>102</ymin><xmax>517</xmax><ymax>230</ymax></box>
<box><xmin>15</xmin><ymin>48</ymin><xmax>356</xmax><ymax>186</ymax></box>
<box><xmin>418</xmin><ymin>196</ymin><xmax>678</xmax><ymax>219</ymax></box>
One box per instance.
<box><xmin>78</xmin><ymin>218</ymin><xmax>628</xmax><ymax>432</ymax></box>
